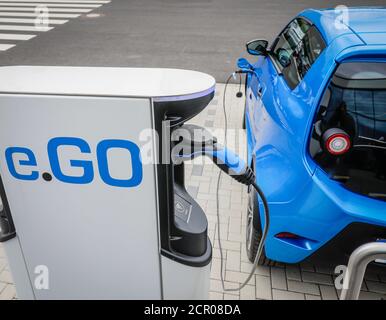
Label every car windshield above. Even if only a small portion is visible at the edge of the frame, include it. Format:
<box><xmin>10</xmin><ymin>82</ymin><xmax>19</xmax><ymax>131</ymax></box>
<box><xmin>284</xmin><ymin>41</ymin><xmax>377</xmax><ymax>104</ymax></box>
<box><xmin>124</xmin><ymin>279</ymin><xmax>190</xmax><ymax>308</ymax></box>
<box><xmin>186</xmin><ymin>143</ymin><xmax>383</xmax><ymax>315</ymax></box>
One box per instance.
<box><xmin>310</xmin><ymin>61</ymin><xmax>386</xmax><ymax>201</ymax></box>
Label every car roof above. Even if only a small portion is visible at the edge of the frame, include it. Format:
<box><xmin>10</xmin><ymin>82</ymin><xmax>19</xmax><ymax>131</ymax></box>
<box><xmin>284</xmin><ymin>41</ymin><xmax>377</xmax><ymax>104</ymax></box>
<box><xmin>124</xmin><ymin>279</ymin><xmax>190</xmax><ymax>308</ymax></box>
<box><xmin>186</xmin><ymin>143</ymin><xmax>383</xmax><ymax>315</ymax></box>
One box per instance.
<box><xmin>300</xmin><ymin>7</ymin><xmax>386</xmax><ymax>46</ymax></box>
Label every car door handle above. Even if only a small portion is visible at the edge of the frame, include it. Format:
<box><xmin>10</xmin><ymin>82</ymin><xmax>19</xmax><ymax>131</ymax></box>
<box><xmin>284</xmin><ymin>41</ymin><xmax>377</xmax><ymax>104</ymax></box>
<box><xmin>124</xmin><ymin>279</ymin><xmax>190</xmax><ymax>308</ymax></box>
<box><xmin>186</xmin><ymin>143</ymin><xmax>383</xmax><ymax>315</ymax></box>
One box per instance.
<box><xmin>257</xmin><ymin>87</ymin><xmax>263</xmax><ymax>98</ymax></box>
<box><xmin>257</xmin><ymin>85</ymin><xmax>265</xmax><ymax>99</ymax></box>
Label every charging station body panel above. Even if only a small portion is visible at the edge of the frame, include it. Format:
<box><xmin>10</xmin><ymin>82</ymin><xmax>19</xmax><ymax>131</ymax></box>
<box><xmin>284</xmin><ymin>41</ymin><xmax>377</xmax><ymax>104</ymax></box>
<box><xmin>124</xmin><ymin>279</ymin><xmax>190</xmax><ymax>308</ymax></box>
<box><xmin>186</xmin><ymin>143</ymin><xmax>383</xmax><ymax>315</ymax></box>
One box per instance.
<box><xmin>0</xmin><ymin>94</ymin><xmax>162</xmax><ymax>299</ymax></box>
<box><xmin>161</xmin><ymin>255</ymin><xmax>210</xmax><ymax>300</ymax></box>
<box><xmin>0</xmin><ymin>66</ymin><xmax>215</xmax><ymax>299</ymax></box>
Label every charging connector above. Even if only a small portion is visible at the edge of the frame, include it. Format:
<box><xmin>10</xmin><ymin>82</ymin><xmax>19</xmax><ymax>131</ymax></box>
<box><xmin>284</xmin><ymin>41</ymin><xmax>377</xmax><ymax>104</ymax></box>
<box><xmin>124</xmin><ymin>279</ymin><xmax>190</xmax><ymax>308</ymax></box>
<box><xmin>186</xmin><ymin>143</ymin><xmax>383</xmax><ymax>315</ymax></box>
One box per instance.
<box><xmin>173</xmin><ymin>72</ymin><xmax>270</xmax><ymax>292</ymax></box>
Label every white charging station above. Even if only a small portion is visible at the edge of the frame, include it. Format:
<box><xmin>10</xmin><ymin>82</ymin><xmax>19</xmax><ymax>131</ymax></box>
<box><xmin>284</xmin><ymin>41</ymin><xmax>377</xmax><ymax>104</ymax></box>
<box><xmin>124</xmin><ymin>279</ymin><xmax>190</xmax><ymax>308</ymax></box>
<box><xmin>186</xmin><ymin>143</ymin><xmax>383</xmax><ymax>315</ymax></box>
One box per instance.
<box><xmin>0</xmin><ymin>66</ymin><xmax>215</xmax><ymax>300</ymax></box>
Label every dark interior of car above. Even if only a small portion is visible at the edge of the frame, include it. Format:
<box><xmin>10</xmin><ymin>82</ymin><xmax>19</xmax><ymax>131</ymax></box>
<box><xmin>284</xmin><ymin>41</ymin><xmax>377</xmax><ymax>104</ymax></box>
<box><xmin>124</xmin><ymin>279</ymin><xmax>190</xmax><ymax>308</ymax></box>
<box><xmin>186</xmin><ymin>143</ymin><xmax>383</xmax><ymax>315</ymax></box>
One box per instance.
<box><xmin>310</xmin><ymin>62</ymin><xmax>386</xmax><ymax>201</ymax></box>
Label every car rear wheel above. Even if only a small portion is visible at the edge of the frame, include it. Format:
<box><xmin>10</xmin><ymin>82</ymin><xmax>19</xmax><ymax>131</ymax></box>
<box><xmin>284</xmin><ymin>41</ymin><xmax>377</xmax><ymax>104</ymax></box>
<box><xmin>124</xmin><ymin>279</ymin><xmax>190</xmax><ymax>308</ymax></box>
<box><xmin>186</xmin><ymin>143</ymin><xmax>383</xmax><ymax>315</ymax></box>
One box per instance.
<box><xmin>246</xmin><ymin>183</ymin><xmax>276</xmax><ymax>266</ymax></box>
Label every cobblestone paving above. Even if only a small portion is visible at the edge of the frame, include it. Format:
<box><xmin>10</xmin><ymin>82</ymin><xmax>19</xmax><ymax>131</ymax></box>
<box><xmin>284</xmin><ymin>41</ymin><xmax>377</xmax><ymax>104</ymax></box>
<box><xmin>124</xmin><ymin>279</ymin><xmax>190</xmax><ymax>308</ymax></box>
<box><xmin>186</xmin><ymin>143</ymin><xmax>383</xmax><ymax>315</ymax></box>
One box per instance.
<box><xmin>0</xmin><ymin>245</ymin><xmax>16</xmax><ymax>300</ymax></box>
<box><xmin>0</xmin><ymin>83</ymin><xmax>385</xmax><ymax>300</ymax></box>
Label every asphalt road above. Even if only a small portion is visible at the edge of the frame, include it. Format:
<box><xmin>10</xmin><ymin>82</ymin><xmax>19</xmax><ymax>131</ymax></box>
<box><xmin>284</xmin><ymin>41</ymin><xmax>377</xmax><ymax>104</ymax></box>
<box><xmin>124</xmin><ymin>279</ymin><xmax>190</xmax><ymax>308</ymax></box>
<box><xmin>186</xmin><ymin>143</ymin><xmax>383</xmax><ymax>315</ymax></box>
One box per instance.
<box><xmin>0</xmin><ymin>0</ymin><xmax>385</xmax><ymax>81</ymax></box>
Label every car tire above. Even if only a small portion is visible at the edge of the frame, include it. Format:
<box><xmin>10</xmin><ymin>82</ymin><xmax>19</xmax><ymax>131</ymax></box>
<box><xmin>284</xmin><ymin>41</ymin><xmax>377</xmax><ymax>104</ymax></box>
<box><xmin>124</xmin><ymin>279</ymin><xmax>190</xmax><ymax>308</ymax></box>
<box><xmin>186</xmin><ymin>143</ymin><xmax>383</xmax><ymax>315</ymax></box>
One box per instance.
<box><xmin>246</xmin><ymin>182</ymin><xmax>276</xmax><ymax>266</ymax></box>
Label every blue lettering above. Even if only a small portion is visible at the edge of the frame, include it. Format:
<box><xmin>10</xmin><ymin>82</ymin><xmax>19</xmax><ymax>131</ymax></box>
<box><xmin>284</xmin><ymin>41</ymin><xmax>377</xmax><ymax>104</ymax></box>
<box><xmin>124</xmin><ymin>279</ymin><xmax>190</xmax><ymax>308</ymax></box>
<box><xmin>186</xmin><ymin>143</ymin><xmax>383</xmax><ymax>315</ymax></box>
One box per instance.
<box><xmin>47</xmin><ymin>137</ymin><xmax>94</xmax><ymax>184</ymax></box>
<box><xmin>97</xmin><ymin>139</ymin><xmax>142</xmax><ymax>187</ymax></box>
<box><xmin>5</xmin><ymin>147</ymin><xmax>38</xmax><ymax>180</ymax></box>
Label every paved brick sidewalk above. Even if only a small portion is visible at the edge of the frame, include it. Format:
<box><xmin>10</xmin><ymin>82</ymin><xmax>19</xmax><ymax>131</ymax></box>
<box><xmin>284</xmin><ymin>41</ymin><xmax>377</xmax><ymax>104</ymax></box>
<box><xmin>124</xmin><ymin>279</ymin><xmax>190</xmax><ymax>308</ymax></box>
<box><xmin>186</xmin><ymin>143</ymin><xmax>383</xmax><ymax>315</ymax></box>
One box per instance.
<box><xmin>0</xmin><ymin>245</ymin><xmax>16</xmax><ymax>299</ymax></box>
<box><xmin>0</xmin><ymin>83</ymin><xmax>385</xmax><ymax>300</ymax></box>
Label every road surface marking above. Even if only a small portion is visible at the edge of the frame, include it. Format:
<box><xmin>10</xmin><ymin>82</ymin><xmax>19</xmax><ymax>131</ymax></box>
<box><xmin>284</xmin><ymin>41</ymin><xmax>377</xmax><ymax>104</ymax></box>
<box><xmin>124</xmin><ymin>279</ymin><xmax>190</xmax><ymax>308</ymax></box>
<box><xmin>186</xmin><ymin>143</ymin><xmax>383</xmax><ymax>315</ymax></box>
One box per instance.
<box><xmin>0</xmin><ymin>0</ymin><xmax>110</xmax><ymax>52</ymax></box>
<box><xmin>0</xmin><ymin>43</ymin><xmax>15</xmax><ymax>50</ymax></box>
<box><xmin>0</xmin><ymin>3</ymin><xmax>102</xmax><ymax>8</ymax></box>
<box><xmin>0</xmin><ymin>24</ymin><xmax>53</xmax><ymax>31</ymax></box>
<box><xmin>0</xmin><ymin>17</ymin><xmax>68</xmax><ymax>24</ymax></box>
<box><xmin>0</xmin><ymin>7</ymin><xmax>92</xmax><ymax>12</ymax></box>
<box><xmin>0</xmin><ymin>0</ymin><xmax>109</xmax><ymax>3</ymax></box>
<box><xmin>0</xmin><ymin>32</ymin><xmax>35</xmax><ymax>40</ymax></box>
<box><xmin>0</xmin><ymin>12</ymin><xmax>80</xmax><ymax>17</ymax></box>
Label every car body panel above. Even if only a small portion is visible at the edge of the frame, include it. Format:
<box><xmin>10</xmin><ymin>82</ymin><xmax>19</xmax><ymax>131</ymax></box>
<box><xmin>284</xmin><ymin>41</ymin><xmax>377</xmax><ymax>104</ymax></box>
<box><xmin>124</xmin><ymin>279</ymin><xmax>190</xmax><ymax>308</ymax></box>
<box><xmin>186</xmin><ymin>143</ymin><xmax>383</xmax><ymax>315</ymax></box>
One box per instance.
<box><xmin>244</xmin><ymin>7</ymin><xmax>386</xmax><ymax>263</ymax></box>
<box><xmin>300</xmin><ymin>8</ymin><xmax>386</xmax><ymax>44</ymax></box>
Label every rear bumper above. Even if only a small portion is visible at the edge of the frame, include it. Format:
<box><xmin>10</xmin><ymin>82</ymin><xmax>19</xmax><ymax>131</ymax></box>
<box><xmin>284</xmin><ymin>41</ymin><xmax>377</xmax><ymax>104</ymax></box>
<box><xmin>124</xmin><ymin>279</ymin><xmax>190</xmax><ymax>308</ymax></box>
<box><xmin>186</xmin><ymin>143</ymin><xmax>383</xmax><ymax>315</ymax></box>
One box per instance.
<box><xmin>263</xmin><ymin>168</ymin><xmax>386</xmax><ymax>264</ymax></box>
<box><xmin>305</xmin><ymin>222</ymin><xmax>386</xmax><ymax>265</ymax></box>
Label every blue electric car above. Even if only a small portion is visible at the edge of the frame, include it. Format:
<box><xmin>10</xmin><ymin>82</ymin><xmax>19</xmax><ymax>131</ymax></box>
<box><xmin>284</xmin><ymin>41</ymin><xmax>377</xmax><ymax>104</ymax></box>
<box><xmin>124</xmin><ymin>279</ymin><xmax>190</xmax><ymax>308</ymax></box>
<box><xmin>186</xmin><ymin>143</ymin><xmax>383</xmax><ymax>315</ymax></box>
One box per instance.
<box><xmin>240</xmin><ymin>7</ymin><xmax>386</xmax><ymax>265</ymax></box>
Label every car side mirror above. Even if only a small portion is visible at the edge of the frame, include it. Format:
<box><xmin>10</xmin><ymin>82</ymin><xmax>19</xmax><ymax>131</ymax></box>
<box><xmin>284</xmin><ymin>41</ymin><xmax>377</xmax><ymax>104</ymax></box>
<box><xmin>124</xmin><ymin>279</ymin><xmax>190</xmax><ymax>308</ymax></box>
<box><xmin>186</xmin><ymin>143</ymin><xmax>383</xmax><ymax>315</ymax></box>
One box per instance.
<box><xmin>237</xmin><ymin>58</ymin><xmax>254</xmax><ymax>73</ymax></box>
<box><xmin>246</xmin><ymin>39</ymin><xmax>269</xmax><ymax>56</ymax></box>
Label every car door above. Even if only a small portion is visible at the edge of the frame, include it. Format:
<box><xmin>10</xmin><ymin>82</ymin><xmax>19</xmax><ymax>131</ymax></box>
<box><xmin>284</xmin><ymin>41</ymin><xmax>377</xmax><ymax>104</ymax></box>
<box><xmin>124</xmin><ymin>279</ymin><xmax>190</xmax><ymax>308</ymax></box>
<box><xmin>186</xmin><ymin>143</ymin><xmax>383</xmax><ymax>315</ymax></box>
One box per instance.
<box><xmin>246</xmin><ymin>59</ymin><xmax>265</xmax><ymax>147</ymax></box>
<box><xmin>246</xmin><ymin>18</ymin><xmax>306</xmax><ymax>148</ymax></box>
<box><xmin>249</xmin><ymin>17</ymin><xmax>327</xmax><ymax>202</ymax></box>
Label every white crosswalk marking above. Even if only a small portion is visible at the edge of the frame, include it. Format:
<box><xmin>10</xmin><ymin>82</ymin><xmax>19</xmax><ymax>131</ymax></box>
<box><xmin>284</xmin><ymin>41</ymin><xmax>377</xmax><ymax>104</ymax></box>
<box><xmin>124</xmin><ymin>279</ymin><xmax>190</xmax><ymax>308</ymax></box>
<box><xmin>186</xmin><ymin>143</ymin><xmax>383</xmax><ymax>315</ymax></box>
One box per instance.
<box><xmin>0</xmin><ymin>24</ymin><xmax>53</xmax><ymax>31</ymax></box>
<box><xmin>0</xmin><ymin>0</ymin><xmax>109</xmax><ymax>3</ymax></box>
<box><xmin>0</xmin><ymin>43</ymin><xmax>15</xmax><ymax>50</ymax></box>
<box><xmin>0</xmin><ymin>33</ymin><xmax>35</xmax><ymax>40</ymax></box>
<box><xmin>0</xmin><ymin>17</ymin><xmax>68</xmax><ymax>24</ymax></box>
<box><xmin>0</xmin><ymin>3</ymin><xmax>102</xmax><ymax>7</ymax></box>
<box><xmin>0</xmin><ymin>12</ymin><xmax>80</xmax><ymax>17</ymax></box>
<box><xmin>0</xmin><ymin>7</ymin><xmax>93</xmax><ymax>12</ymax></box>
<box><xmin>0</xmin><ymin>0</ymin><xmax>111</xmax><ymax>51</ymax></box>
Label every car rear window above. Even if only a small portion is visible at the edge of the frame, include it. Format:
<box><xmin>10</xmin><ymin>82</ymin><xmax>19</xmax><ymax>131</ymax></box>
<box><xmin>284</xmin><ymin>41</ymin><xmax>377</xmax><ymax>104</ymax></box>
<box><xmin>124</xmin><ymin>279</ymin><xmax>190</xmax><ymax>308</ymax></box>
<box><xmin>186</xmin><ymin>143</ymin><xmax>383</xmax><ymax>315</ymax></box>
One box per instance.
<box><xmin>310</xmin><ymin>62</ymin><xmax>386</xmax><ymax>201</ymax></box>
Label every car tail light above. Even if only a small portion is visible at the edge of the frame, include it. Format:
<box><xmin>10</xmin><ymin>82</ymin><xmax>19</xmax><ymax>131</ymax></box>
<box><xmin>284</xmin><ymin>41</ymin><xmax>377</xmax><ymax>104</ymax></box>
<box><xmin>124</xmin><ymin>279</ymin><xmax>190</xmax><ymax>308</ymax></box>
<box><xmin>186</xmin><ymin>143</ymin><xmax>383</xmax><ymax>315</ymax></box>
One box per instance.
<box><xmin>275</xmin><ymin>232</ymin><xmax>300</xmax><ymax>239</ymax></box>
<box><xmin>322</xmin><ymin>128</ymin><xmax>351</xmax><ymax>156</ymax></box>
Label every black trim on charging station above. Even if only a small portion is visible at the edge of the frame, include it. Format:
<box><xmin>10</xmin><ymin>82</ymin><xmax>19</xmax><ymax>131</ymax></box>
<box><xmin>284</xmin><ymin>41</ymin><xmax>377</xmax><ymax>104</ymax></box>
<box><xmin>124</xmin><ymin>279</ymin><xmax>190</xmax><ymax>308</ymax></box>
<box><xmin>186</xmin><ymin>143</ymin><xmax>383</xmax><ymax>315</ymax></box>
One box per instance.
<box><xmin>153</xmin><ymin>93</ymin><xmax>214</xmax><ymax>268</ymax></box>
<box><xmin>0</xmin><ymin>175</ymin><xmax>16</xmax><ymax>242</ymax></box>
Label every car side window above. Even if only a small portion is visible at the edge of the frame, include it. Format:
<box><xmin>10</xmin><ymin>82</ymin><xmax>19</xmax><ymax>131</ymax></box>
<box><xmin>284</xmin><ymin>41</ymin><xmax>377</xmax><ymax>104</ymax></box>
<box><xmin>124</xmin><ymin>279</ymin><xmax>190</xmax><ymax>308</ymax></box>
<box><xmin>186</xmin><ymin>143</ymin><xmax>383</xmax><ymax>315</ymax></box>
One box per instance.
<box><xmin>271</xmin><ymin>18</ymin><xmax>326</xmax><ymax>90</ymax></box>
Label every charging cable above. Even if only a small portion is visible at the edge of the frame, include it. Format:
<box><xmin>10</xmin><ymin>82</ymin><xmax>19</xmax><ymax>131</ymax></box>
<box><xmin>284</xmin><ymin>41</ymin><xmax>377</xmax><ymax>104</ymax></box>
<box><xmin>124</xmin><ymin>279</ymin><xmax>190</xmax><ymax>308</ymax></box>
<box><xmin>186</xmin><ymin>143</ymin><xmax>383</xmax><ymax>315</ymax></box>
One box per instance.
<box><xmin>236</xmin><ymin>72</ymin><xmax>243</xmax><ymax>98</ymax></box>
<box><xmin>216</xmin><ymin>71</ymin><xmax>270</xmax><ymax>292</ymax></box>
<box><xmin>172</xmin><ymin>71</ymin><xmax>269</xmax><ymax>292</ymax></box>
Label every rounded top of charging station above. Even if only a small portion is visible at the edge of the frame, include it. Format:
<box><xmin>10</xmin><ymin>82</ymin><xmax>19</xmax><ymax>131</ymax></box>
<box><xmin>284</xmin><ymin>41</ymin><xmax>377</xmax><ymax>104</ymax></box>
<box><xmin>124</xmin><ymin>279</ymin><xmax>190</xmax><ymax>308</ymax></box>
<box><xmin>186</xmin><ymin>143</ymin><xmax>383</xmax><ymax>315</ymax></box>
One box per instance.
<box><xmin>0</xmin><ymin>66</ymin><xmax>215</xmax><ymax>102</ymax></box>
